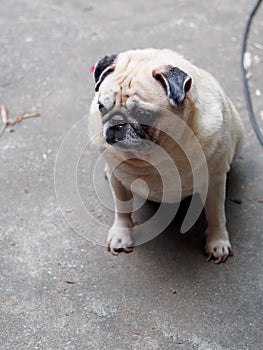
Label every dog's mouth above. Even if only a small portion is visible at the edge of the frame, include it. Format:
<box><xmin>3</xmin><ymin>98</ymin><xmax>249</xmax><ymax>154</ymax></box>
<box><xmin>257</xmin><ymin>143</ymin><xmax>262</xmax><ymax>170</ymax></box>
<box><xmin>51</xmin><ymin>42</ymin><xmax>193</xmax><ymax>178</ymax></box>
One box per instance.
<box><xmin>102</xmin><ymin>107</ymin><xmax>161</xmax><ymax>152</ymax></box>
<box><xmin>104</xmin><ymin>122</ymin><xmax>154</xmax><ymax>151</ymax></box>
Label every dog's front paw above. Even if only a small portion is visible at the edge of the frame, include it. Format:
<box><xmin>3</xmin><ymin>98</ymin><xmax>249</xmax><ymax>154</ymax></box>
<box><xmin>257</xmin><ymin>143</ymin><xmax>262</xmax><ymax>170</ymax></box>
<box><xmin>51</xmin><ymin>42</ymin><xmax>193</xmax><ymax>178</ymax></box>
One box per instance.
<box><xmin>205</xmin><ymin>228</ymin><xmax>233</xmax><ymax>264</ymax></box>
<box><xmin>106</xmin><ymin>226</ymin><xmax>134</xmax><ymax>255</ymax></box>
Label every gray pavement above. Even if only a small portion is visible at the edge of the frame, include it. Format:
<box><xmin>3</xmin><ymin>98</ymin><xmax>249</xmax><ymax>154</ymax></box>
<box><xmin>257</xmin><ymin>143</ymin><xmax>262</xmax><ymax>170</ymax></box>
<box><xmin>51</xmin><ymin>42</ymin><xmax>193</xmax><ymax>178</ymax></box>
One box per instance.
<box><xmin>0</xmin><ymin>1</ymin><xmax>263</xmax><ymax>349</ymax></box>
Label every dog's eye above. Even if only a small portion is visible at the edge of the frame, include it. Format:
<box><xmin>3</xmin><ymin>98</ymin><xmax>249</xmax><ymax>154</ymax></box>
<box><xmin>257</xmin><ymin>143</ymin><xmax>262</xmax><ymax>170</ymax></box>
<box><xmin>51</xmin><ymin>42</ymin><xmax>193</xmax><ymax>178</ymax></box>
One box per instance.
<box><xmin>98</xmin><ymin>101</ymin><xmax>105</xmax><ymax>113</ymax></box>
<box><xmin>135</xmin><ymin>109</ymin><xmax>154</xmax><ymax>124</ymax></box>
<box><xmin>142</xmin><ymin>111</ymin><xmax>152</xmax><ymax>119</ymax></box>
<box><xmin>137</xmin><ymin>109</ymin><xmax>151</xmax><ymax>118</ymax></box>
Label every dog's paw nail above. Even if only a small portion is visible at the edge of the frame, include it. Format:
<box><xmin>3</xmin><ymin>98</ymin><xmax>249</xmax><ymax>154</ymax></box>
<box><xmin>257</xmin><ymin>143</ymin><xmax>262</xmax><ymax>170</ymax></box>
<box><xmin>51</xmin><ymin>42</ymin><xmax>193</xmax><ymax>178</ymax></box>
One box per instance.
<box><xmin>205</xmin><ymin>238</ymin><xmax>233</xmax><ymax>263</ymax></box>
<box><xmin>110</xmin><ymin>248</ymin><xmax>119</xmax><ymax>255</ymax></box>
<box><xmin>207</xmin><ymin>253</ymin><xmax>213</xmax><ymax>262</ymax></box>
<box><xmin>106</xmin><ymin>227</ymin><xmax>134</xmax><ymax>255</ymax></box>
<box><xmin>214</xmin><ymin>255</ymin><xmax>228</xmax><ymax>264</ymax></box>
<box><xmin>123</xmin><ymin>246</ymin><xmax>133</xmax><ymax>253</ymax></box>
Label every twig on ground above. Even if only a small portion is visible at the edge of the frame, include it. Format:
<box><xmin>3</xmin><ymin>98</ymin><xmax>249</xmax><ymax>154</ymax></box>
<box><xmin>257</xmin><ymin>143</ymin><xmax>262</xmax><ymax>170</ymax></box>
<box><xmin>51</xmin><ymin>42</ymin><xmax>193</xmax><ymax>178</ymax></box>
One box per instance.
<box><xmin>1</xmin><ymin>105</ymin><xmax>8</xmax><ymax>123</ymax></box>
<box><xmin>8</xmin><ymin>112</ymin><xmax>40</xmax><ymax>126</ymax></box>
<box><xmin>0</xmin><ymin>105</ymin><xmax>40</xmax><ymax>137</ymax></box>
<box><xmin>0</xmin><ymin>124</ymin><xmax>7</xmax><ymax>137</ymax></box>
<box><xmin>0</xmin><ymin>105</ymin><xmax>8</xmax><ymax>136</ymax></box>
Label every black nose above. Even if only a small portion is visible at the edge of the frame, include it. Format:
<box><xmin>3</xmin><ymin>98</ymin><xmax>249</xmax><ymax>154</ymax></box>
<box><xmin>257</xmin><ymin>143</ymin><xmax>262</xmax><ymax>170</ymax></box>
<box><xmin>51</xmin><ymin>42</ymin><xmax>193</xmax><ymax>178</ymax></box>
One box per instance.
<box><xmin>105</xmin><ymin>124</ymin><xmax>126</xmax><ymax>144</ymax></box>
<box><xmin>105</xmin><ymin>114</ymin><xmax>127</xmax><ymax>144</ymax></box>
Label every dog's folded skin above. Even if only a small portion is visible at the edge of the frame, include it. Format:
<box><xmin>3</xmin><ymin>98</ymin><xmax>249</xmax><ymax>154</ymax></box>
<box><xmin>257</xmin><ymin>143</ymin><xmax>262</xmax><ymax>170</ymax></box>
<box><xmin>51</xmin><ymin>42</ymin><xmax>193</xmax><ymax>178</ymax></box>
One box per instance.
<box><xmin>88</xmin><ymin>48</ymin><xmax>243</xmax><ymax>263</ymax></box>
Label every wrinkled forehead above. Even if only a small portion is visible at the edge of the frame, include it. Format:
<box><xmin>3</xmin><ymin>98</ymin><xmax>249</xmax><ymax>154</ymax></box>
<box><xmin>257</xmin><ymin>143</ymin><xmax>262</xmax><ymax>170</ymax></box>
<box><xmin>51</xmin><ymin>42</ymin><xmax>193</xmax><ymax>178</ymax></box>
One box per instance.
<box><xmin>98</xmin><ymin>90</ymin><xmax>155</xmax><ymax>114</ymax></box>
<box><xmin>98</xmin><ymin>54</ymin><xmax>161</xmax><ymax>108</ymax></box>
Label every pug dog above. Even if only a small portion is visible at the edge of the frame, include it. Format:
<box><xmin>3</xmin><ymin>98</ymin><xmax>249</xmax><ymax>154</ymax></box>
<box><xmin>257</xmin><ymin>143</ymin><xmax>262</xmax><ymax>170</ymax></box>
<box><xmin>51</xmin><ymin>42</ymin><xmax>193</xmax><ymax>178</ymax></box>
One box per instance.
<box><xmin>88</xmin><ymin>49</ymin><xmax>243</xmax><ymax>263</ymax></box>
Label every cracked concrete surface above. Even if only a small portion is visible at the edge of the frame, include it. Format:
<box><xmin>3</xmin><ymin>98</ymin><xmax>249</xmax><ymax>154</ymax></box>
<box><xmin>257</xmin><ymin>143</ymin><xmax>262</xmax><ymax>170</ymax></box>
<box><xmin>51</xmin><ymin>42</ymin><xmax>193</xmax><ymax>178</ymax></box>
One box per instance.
<box><xmin>0</xmin><ymin>1</ymin><xmax>262</xmax><ymax>349</ymax></box>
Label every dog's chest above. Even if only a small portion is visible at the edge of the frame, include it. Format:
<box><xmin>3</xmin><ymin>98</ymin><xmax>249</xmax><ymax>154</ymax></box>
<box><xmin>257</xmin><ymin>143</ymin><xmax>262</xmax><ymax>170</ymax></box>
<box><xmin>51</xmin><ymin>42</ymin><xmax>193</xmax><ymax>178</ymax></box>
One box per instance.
<box><xmin>113</xmin><ymin>159</ymin><xmax>194</xmax><ymax>203</ymax></box>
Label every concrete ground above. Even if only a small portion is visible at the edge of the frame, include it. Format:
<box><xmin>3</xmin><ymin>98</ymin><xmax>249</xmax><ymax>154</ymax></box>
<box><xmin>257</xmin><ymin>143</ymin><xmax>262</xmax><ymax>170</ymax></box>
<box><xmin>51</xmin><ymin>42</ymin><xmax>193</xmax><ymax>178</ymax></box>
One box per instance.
<box><xmin>0</xmin><ymin>0</ymin><xmax>263</xmax><ymax>349</ymax></box>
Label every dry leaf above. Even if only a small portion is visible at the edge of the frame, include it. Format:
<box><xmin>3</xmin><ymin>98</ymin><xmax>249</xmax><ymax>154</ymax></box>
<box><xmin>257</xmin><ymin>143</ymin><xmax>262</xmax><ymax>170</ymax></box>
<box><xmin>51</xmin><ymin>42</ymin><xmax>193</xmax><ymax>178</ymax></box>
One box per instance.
<box><xmin>244</xmin><ymin>52</ymin><xmax>252</xmax><ymax>70</ymax></box>
<box><xmin>246</xmin><ymin>72</ymin><xmax>252</xmax><ymax>79</ymax></box>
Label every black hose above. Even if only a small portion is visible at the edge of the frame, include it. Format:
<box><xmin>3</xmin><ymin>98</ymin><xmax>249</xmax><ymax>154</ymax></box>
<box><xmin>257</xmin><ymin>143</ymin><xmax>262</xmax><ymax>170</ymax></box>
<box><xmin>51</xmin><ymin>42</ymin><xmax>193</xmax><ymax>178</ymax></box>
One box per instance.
<box><xmin>241</xmin><ymin>0</ymin><xmax>263</xmax><ymax>146</ymax></box>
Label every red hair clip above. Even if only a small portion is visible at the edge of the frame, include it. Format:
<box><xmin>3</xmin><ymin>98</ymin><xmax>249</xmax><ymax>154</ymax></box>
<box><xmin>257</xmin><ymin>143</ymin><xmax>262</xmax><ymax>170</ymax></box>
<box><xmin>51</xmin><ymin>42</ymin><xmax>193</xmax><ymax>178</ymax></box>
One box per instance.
<box><xmin>90</xmin><ymin>65</ymin><xmax>95</xmax><ymax>74</ymax></box>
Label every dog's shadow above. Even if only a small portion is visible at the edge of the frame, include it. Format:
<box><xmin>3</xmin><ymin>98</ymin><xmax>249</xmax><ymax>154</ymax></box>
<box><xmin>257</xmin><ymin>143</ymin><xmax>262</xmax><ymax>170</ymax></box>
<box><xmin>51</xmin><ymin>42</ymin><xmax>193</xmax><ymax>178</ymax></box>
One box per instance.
<box><xmin>131</xmin><ymin>163</ymin><xmax>242</xmax><ymax>265</ymax></box>
<box><xmin>132</xmin><ymin>194</ymin><xmax>207</xmax><ymax>263</ymax></box>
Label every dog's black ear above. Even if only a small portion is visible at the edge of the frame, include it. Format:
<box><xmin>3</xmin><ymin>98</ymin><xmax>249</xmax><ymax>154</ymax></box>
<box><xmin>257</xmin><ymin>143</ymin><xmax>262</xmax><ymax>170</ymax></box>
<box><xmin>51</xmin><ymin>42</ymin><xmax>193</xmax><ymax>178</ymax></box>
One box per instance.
<box><xmin>152</xmin><ymin>65</ymin><xmax>192</xmax><ymax>107</ymax></box>
<box><xmin>94</xmin><ymin>54</ymin><xmax>117</xmax><ymax>92</ymax></box>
